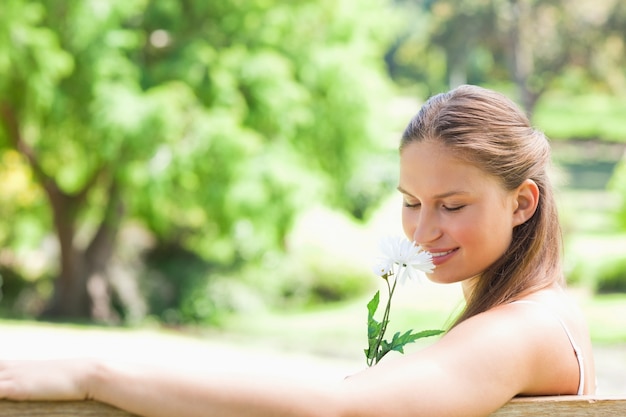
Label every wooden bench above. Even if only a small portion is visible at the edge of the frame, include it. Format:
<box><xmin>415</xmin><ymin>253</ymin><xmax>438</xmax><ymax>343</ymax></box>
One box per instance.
<box><xmin>0</xmin><ymin>396</ymin><xmax>624</xmax><ymax>416</ymax></box>
<box><xmin>491</xmin><ymin>396</ymin><xmax>626</xmax><ymax>416</ymax></box>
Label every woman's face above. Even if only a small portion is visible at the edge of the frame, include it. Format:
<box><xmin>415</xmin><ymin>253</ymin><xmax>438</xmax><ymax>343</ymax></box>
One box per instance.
<box><xmin>399</xmin><ymin>140</ymin><xmax>519</xmax><ymax>287</ymax></box>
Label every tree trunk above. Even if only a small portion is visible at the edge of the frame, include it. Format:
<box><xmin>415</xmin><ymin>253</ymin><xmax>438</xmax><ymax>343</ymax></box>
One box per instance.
<box><xmin>43</xmin><ymin>181</ymin><xmax>124</xmax><ymax>321</ymax></box>
<box><xmin>0</xmin><ymin>102</ymin><xmax>123</xmax><ymax>321</ymax></box>
<box><xmin>42</xmin><ymin>189</ymin><xmax>91</xmax><ymax>318</ymax></box>
<box><xmin>83</xmin><ymin>181</ymin><xmax>125</xmax><ymax>322</ymax></box>
<box><xmin>508</xmin><ymin>0</ymin><xmax>535</xmax><ymax>115</ymax></box>
<box><xmin>507</xmin><ymin>0</ymin><xmax>551</xmax><ymax>117</ymax></box>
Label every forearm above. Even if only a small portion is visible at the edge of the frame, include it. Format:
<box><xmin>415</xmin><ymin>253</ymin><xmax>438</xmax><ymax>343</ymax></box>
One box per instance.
<box><xmin>88</xmin><ymin>360</ymin><xmax>344</xmax><ymax>417</ymax></box>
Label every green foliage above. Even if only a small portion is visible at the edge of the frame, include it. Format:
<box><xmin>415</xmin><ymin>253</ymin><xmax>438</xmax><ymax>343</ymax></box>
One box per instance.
<box><xmin>0</xmin><ymin>266</ymin><xmax>27</xmax><ymax>313</ymax></box>
<box><xmin>134</xmin><ymin>0</ymin><xmax>397</xmax><ymax>236</ymax></box>
<box><xmin>568</xmin><ymin>254</ymin><xmax>626</xmax><ymax>294</ymax></box>
<box><xmin>365</xmin><ymin>291</ymin><xmax>384</xmax><ymax>356</ymax></box>
<box><xmin>0</xmin><ymin>0</ymin><xmax>398</xmax><ymax>319</ymax></box>
<box><xmin>6</xmin><ymin>0</ymin><xmax>624</xmax><ymax>322</ymax></box>
<box><xmin>565</xmin><ymin>232</ymin><xmax>626</xmax><ymax>292</ymax></box>
<box><xmin>0</xmin><ymin>263</ymin><xmax>51</xmax><ymax>318</ymax></box>
<box><xmin>365</xmin><ymin>289</ymin><xmax>444</xmax><ymax>366</ymax></box>
<box><xmin>608</xmin><ymin>159</ymin><xmax>626</xmax><ymax>231</ymax></box>
<box><xmin>253</xmin><ymin>247</ymin><xmax>374</xmax><ymax>308</ymax></box>
<box><xmin>595</xmin><ymin>257</ymin><xmax>626</xmax><ymax>294</ymax></box>
<box><xmin>534</xmin><ymin>93</ymin><xmax>626</xmax><ymax>142</ymax></box>
<box><xmin>138</xmin><ymin>236</ymin><xmax>376</xmax><ymax>325</ymax></box>
<box><xmin>584</xmin><ymin>293</ymin><xmax>626</xmax><ymax>344</ymax></box>
<box><xmin>140</xmin><ymin>245</ymin><xmax>215</xmax><ymax>324</ymax></box>
<box><xmin>140</xmin><ymin>244</ymin><xmax>266</xmax><ymax>325</ymax></box>
<box><xmin>388</xmin><ymin>0</ymin><xmax>626</xmax><ymax>115</ymax></box>
<box><xmin>0</xmin><ymin>152</ymin><xmax>48</xmax><ymax>251</ymax></box>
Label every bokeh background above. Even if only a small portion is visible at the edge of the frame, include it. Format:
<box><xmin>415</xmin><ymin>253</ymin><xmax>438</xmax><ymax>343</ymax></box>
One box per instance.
<box><xmin>1</xmin><ymin>0</ymin><xmax>625</xmax><ymax>394</ymax></box>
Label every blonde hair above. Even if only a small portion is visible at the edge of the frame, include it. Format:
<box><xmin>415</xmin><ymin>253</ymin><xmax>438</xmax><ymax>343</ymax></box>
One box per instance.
<box><xmin>400</xmin><ymin>85</ymin><xmax>563</xmax><ymax>328</ymax></box>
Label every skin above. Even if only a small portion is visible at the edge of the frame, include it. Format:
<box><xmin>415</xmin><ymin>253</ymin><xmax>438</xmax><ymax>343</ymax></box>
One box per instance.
<box><xmin>0</xmin><ymin>140</ymin><xmax>595</xmax><ymax>417</ymax></box>
<box><xmin>399</xmin><ymin>139</ymin><xmax>528</xmax><ymax>291</ymax></box>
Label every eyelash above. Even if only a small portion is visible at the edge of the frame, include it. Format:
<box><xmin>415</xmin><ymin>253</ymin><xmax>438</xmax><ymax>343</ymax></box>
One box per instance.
<box><xmin>403</xmin><ymin>202</ymin><xmax>465</xmax><ymax>212</ymax></box>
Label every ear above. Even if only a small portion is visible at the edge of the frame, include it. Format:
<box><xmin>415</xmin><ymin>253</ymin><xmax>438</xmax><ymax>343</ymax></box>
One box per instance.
<box><xmin>512</xmin><ymin>179</ymin><xmax>539</xmax><ymax>227</ymax></box>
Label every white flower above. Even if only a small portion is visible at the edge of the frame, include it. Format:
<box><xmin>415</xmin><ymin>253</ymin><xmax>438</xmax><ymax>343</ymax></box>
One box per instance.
<box><xmin>372</xmin><ymin>259</ymin><xmax>393</xmax><ymax>277</ymax></box>
<box><xmin>375</xmin><ymin>236</ymin><xmax>434</xmax><ymax>285</ymax></box>
<box><xmin>397</xmin><ymin>249</ymin><xmax>434</xmax><ymax>284</ymax></box>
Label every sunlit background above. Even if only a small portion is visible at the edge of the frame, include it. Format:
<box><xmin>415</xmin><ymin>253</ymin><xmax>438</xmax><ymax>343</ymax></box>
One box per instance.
<box><xmin>0</xmin><ymin>0</ymin><xmax>625</xmax><ymax>395</ymax></box>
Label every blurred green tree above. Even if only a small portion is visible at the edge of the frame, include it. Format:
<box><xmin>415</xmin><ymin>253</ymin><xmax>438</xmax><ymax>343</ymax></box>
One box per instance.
<box><xmin>0</xmin><ymin>0</ymin><xmax>395</xmax><ymax>320</ymax></box>
<box><xmin>609</xmin><ymin>155</ymin><xmax>626</xmax><ymax>229</ymax></box>
<box><xmin>386</xmin><ymin>0</ymin><xmax>626</xmax><ymax>115</ymax></box>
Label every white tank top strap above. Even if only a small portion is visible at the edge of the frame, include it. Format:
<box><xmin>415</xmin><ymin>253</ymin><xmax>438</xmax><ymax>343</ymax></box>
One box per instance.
<box><xmin>510</xmin><ymin>299</ymin><xmax>585</xmax><ymax>395</ymax></box>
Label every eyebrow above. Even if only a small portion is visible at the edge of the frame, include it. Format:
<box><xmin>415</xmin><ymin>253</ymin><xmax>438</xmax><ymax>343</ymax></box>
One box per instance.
<box><xmin>396</xmin><ymin>186</ymin><xmax>470</xmax><ymax>199</ymax></box>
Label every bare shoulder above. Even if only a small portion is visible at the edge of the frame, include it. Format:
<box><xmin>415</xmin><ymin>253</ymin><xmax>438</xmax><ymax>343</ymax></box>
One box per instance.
<box><xmin>339</xmin><ymin>288</ymin><xmax>591</xmax><ymax>417</ymax></box>
<box><xmin>439</xmin><ymin>286</ymin><xmax>593</xmax><ymax>395</ymax></box>
<box><xmin>432</xmin><ymin>297</ymin><xmax>557</xmax><ymax>393</ymax></box>
<box><xmin>339</xmin><ymin>287</ymin><xmax>593</xmax><ymax>417</ymax></box>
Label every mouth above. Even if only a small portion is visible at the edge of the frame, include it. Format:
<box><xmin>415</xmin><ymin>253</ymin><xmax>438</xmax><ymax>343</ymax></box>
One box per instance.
<box><xmin>427</xmin><ymin>248</ymin><xmax>458</xmax><ymax>265</ymax></box>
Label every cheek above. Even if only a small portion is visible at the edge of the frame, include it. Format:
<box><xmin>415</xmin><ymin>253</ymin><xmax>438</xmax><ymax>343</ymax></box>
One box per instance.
<box><xmin>453</xmin><ymin>212</ymin><xmax>512</xmax><ymax>255</ymax></box>
<box><xmin>447</xmin><ymin>220</ymin><xmax>476</xmax><ymax>247</ymax></box>
<box><xmin>401</xmin><ymin>208</ymin><xmax>412</xmax><ymax>240</ymax></box>
<box><xmin>466</xmin><ymin>215</ymin><xmax>513</xmax><ymax>259</ymax></box>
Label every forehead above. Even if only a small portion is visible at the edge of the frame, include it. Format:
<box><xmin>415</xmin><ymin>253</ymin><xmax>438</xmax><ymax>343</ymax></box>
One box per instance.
<box><xmin>399</xmin><ymin>140</ymin><xmax>502</xmax><ymax>197</ymax></box>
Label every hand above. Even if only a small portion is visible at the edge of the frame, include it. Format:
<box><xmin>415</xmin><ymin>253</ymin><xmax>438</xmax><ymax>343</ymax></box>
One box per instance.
<box><xmin>0</xmin><ymin>359</ymin><xmax>94</xmax><ymax>401</ymax></box>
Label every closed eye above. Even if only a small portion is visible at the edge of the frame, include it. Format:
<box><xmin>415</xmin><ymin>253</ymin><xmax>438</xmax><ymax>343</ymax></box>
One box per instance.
<box><xmin>444</xmin><ymin>205</ymin><xmax>465</xmax><ymax>212</ymax></box>
<box><xmin>403</xmin><ymin>201</ymin><xmax>421</xmax><ymax>209</ymax></box>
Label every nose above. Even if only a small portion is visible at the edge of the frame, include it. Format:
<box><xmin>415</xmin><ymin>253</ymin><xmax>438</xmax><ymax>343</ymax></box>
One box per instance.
<box><xmin>403</xmin><ymin>206</ymin><xmax>441</xmax><ymax>245</ymax></box>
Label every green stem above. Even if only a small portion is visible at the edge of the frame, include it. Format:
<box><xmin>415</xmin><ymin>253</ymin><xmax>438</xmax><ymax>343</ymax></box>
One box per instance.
<box><xmin>371</xmin><ymin>268</ymin><xmax>399</xmax><ymax>365</ymax></box>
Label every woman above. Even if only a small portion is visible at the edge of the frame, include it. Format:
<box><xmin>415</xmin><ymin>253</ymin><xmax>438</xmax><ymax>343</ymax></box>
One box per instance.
<box><xmin>0</xmin><ymin>85</ymin><xmax>595</xmax><ymax>417</ymax></box>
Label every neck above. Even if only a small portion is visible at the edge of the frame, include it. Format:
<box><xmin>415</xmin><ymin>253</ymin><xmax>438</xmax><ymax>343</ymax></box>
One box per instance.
<box><xmin>461</xmin><ymin>275</ymin><xmax>480</xmax><ymax>302</ymax></box>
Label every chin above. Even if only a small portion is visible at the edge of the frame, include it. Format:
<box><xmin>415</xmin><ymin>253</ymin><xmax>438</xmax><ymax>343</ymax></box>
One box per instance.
<box><xmin>426</xmin><ymin>272</ymin><xmax>463</xmax><ymax>285</ymax></box>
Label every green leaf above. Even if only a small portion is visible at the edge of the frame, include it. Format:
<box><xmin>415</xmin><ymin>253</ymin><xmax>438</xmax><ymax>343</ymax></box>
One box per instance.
<box><xmin>365</xmin><ymin>291</ymin><xmax>382</xmax><ymax>361</ymax></box>
<box><xmin>377</xmin><ymin>337</ymin><xmax>395</xmax><ymax>361</ymax></box>
<box><xmin>389</xmin><ymin>329</ymin><xmax>445</xmax><ymax>354</ymax></box>
<box><xmin>411</xmin><ymin>329</ymin><xmax>446</xmax><ymax>339</ymax></box>
<box><xmin>366</xmin><ymin>291</ymin><xmax>381</xmax><ymax>341</ymax></box>
<box><xmin>366</xmin><ymin>291</ymin><xmax>380</xmax><ymax>319</ymax></box>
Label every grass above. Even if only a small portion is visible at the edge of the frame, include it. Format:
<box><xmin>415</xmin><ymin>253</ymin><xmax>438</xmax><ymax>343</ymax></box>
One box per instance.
<box><xmin>214</xmin><ymin>279</ymin><xmax>626</xmax><ymax>361</ymax></box>
<box><xmin>199</xmin><ymin>279</ymin><xmax>461</xmax><ymax>361</ymax></box>
<box><xmin>582</xmin><ymin>293</ymin><xmax>626</xmax><ymax>344</ymax></box>
<box><xmin>1</xmin><ymin>285</ymin><xmax>623</xmax><ymax>368</ymax></box>
<box><xmin>534</xmin><ymin>92</ymin><xmax>626</xmax><ymax>141</ymax></box>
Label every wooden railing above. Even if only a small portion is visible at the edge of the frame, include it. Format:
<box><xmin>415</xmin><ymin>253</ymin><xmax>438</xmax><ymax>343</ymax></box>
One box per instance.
<box><xmin>0</xmin><ymin>400</ymin><xmax>138</xmax><ymax>416</ymax></box>
<box><xmin>0</xmin><ymin>396</ymin><xmax>624</xmax><ymax>416</ymax></box>
<box><xmin>490</xmin><ymin>396</ymin><xmax>626</xmax><ymax>416</ymax></box>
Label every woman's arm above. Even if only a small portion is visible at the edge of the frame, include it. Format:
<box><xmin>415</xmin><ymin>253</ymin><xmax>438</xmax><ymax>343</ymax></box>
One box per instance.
<box><xmin>0</xmin><ymin>303</ymin><xmax>566</xmax><ymax>417</ymax></box>
<box><xmin>0</xmin><ymin>358</ymin><xmax>345</xmax><ymax>417</ymax></box>
<box><xmin>89</xmin><ymin>360</ymin><xmax>347</xmax><ymax>417</ymax></box>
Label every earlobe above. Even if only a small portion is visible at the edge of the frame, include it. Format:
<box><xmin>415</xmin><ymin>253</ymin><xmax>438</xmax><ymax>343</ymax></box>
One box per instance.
<box><xmin>512</xmin><ymin>179</ymin><xmax>539</xmax><ymax>226</ymax></box>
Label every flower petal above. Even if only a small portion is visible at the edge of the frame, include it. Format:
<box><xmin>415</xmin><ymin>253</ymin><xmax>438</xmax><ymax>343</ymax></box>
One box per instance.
<box><xmin>372</xmin><ymin>259</ymin><xmax>393</xmax><ymax>277</ymax></box>
<box><xmin>373</xmin><ymin>236</ymin><xmax>435</xmax><ymax>284</ymax></box>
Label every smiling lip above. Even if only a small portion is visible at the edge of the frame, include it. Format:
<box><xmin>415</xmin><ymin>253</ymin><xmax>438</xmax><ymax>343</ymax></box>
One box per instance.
<box><xmin>427</xmin><ymin>248</ymin><xmax>458</xmax><ymax>266</ymax></box>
